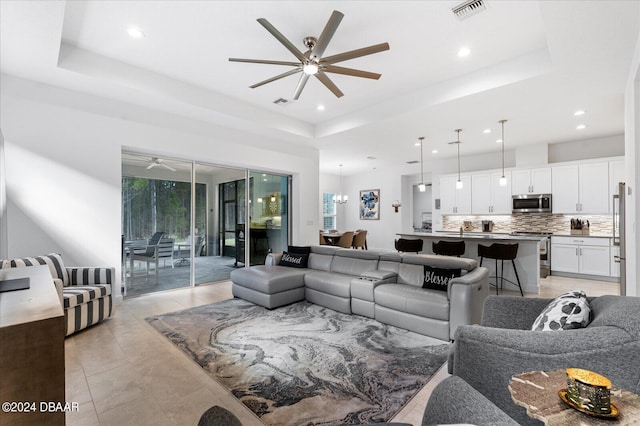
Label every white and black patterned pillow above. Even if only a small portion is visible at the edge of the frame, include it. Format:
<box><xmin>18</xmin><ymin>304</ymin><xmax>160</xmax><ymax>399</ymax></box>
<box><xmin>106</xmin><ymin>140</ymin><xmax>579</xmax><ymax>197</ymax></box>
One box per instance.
<box><xmin>531</xmin><ymin>290</ymin><xmax>591</xmax><ymax>331</ymax></box>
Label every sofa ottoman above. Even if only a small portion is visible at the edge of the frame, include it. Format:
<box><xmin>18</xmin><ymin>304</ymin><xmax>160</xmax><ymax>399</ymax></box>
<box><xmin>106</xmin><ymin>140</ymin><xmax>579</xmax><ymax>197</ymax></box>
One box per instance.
<box><xmin>230</xmin><ymin>265</ymin><xmax>306</xmax><ymax>309</ymax></box>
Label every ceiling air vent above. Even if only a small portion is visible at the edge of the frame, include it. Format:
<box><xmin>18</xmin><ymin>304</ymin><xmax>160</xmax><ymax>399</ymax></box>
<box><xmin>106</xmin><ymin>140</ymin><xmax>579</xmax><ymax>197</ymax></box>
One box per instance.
<box><xmin>273</xmin><ymin>98</ymin><xmax>290</xmax><ymax>105</ymax></box>
<box><xmin>452</xmin><ymin>0</ymin><xmax>486</xmax><ymax>21</ymax></box>
<box><xmin>406</xmin><ymin>160</ymin><xmax>419</xmax><ymax>165</ymax></box>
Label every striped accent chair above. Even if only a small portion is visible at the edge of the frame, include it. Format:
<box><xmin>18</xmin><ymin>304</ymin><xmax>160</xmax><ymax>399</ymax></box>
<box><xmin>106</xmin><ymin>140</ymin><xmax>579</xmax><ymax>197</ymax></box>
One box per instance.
<box><xmin>1</xmin><ymin>253</ymin><xmax>114</xmax><ymax>336</ymax></box>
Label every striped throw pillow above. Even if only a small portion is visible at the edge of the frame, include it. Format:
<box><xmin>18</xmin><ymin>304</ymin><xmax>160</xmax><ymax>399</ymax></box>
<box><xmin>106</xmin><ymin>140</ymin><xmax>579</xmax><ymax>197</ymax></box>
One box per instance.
<box><xmin>2</xmin><ymin>253</ymin><xmax>69</xmax><ymax>286</ymax></box>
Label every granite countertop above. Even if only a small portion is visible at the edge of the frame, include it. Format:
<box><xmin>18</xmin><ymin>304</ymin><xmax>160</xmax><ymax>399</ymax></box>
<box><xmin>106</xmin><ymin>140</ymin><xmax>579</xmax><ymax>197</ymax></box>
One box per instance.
<box><xmin>398</xmin><ymin>231</ymin><xmax>545</xmax><ymax>242</ymax></box>
<box><xmin>551</xmin><ymin>233</ymin><xmax>613</xmax><ymax>238</ymax></box>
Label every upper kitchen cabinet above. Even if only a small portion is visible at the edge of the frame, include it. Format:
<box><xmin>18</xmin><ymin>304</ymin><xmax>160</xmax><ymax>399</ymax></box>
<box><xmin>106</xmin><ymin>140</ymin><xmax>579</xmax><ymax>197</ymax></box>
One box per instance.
<box><xmin>552</xmin><ymin>162</ymin><xmax>609</xmax><ymax>214</ymax></box>
<box><xmin>440</xmin><ymin>175</ymin><xmax>472</xmax><ymax>214</ymax></box>
<box><xmin>511</xmin><ymin>167</ymin><xmax>552</xmax><ymax>195</ymax></box>
<box><xmin>472</xmin><ymin>171</ymin><xmax>512</xmax><ymax>214</ymax></box>
<box><xmin>609</xmin><ymin>159</ymin><xmax>625</xmax><ymax>197</ymax></box>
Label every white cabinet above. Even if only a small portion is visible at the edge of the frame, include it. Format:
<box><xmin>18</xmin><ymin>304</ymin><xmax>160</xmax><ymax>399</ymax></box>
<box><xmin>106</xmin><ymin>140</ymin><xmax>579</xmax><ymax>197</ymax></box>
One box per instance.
<box><xmin>472</xmin><ymin>171</ymin><xmax>512</xmax><ymax>214</ymax></box>
<box><xmin>610</xmin><ymin>160</ymin><xmax>625</xmax><ymax>196</ymax></box>
<box><xmin>551</xmin><ymin>236</ymin><xmax>610</xmax><ymax>277</ymax></box>
<box><xmin>611</xmin><ymin>243</ymin><xmax>620</xmax><ymax>278</ymax></box>
<box><xmin>551</xmin><ymin>163</ymin><xmax>609</xmax><ymax>214</ymax></box>
<box><xmin>440</xmin><ymin>175</ymin><xmax>472</xmax><ymax>214</ymax></box>
<box><xmin>511</xmin><ymin>167</ymin><xmax>551</xmax><ymax>195</ymax></box>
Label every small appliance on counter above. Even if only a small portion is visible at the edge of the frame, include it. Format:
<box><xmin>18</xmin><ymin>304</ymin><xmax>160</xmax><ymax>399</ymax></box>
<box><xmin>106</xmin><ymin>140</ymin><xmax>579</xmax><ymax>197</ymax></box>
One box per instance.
<box><xmin>482</xmin><ymin>220</ymin><xmax>494</xmax><ymax>232</ymax></box>
<box><xmin>463</xmin><ymin>221</ymin><xmax>474</xmax><ymax>231</ymax></box>
<box><xmin>570</xmin><ymin>218</ymin><xmax>590</xmax><ymax>235</ymax></box>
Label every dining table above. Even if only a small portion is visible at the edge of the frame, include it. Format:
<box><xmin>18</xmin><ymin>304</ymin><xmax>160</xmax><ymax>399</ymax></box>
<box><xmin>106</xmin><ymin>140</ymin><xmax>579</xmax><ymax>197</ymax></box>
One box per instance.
<box><xmin>322</xmin><ymin>232</ymin><xmax>343</xmax><ymax>246</ymax></box>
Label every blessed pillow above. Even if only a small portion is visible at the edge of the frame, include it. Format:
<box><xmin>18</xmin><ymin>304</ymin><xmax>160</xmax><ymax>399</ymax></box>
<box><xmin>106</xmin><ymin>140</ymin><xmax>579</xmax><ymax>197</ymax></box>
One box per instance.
<box><xmin>278</xmin><ymin>251</ymin><xmax>309</xmax><ymax>268</ymax></box>
<box><xmin>287</xmin><ymin>245</ymin><xmax>311</xmax><ymax>255</ymax></box>
<box><xmin>422</xmin><ymin>265</ymin><xmax>461</xmax><ymax>292</ymax></box>
<box><xmin>531</xmin><ymin>290</ymin><xmax>592</xmax><ymax>331</ymax></box>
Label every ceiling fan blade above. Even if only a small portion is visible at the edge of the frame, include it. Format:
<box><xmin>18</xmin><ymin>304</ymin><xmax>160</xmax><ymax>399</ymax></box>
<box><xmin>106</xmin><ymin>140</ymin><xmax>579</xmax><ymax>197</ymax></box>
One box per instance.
<box><xmin>322</xmin><ymin>42</ymin><xmax>390</xmax><ymax>65</ymax></box>
<box><xmin>257</xmin><ymin>18</ymin><xmax>306</xmax><ymax>62</ymax></box>
<box><xmin>249</xmin><ymin>68</ymin><xmax>302</xmax><ymax>89</ymax></box>
<box><xmin>292</xmin><ymin>74</ymin><xmax>311</xmax><ymax>100</ymax></box>
<box><xmin>160</xmin><ymin>163</ymin><xmax>177</xmax><ymax>172</ymax></box>
<box><xmin>323</xmin><ymin>65</ymin><xmax>381</xmax><ymax>80</ymax></box>
<box><xmin>315</xmin><ymin>71</ymin><xmax>344</xmax><ymax>98</ymax></box>
<box><xmin>229</xmin><ymin>58</ymin><xmax>300</xmax><ymax>66</ymax></box>
<box><xmin>146</xmin><ymin>164</ymin><xmax>155</xmax><ymax>170</ymax></box>
<box><xmin>313</xmin><ymin>10</ymin><xmax>344</xmax><ymax>59</ymax></box>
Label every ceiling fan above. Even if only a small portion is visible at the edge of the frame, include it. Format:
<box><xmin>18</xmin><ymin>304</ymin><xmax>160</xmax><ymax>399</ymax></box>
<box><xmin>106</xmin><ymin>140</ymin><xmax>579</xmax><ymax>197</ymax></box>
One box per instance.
<box><xmin>229</xmin><ymin>10</ymin><xmax>389</xmax><ymax>100</ymax></box>
<box><xmin>146</xmin><ymin>157</ymin><xmax>176</xmax><ymax>172</ymax></box>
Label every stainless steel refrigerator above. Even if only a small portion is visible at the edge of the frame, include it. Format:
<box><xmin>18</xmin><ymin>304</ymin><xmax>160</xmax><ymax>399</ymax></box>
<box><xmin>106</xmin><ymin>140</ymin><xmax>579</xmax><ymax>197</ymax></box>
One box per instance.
<box><xmin>613</xmin><ymin>182</ymin><xmax>626</xmax><ymax>296</ymax></box>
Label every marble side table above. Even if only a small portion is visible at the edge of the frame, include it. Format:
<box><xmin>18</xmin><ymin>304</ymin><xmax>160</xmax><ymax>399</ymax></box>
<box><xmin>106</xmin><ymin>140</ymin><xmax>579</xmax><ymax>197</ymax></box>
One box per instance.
<box><xmin>509</xmin><ymin>370</ymin><xmax>640</xmax><ymax>425</ymax></box>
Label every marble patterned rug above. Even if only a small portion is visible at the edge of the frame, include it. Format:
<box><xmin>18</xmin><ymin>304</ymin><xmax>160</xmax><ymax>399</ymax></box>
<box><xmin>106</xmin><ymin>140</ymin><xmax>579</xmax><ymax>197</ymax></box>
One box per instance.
<box><xmin>146</xmin><ymin>299</ymin><xmax>449</xmax><ymax>426</ymax></box>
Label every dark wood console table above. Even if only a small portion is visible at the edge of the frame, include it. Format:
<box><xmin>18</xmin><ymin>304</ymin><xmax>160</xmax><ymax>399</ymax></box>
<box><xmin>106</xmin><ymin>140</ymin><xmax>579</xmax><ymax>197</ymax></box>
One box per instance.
<box><xmin>0</xmin><ymin>265</ymin><xmax>65</xmax><ymax>426</ymax></box>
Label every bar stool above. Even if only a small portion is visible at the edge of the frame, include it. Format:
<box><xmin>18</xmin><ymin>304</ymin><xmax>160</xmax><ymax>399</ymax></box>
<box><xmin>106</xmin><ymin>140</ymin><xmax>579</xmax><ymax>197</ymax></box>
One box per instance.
<box><xmin>395</xmin><ymin>238</ymin><xmax>423</xmax><ymax>253</ymax></box>
<box><xmin>432</xmin><ymin>240</ymin><xmax>466</xmax><ymax>257</ymax></box>
<box><xmin>478</xmin><ymin>243</ymin><xmax>523</xmax><ymax>296</ymax></box>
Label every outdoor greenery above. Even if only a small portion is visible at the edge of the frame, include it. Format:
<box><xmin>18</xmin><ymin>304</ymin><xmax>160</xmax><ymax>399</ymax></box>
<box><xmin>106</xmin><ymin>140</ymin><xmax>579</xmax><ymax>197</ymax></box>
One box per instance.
<box><xmin>122</xmin><ymin>177</ymin><xmax>206</xmax><ymax>241</ymax></box>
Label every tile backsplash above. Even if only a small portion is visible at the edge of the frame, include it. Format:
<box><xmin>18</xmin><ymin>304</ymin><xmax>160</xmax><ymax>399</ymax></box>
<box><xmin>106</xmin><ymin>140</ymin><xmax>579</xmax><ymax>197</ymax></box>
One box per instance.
<box><xmin>442</xmin><ymin>214</ymin><xmax>613</xmax><ymax>235</ymax></box>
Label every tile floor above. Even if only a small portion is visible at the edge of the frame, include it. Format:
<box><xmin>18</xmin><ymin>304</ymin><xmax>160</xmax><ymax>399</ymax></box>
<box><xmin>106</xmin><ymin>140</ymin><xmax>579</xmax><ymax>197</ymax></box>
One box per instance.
<box><xmin>65</xmin><ymin>275</ymin><xmax>620</xmax><ymax>426</ymax></box>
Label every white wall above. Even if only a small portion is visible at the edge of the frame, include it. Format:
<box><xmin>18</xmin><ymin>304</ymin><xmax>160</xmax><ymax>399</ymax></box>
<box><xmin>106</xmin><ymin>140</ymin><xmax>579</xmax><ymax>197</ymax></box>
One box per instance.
<box><xmin>624</xmin><ymin>28</ymin><xmax>640</xmax><ymax>297</ymax></box>
<box><xmin>1</xmin><ymin>79</ymin><xmax>319</xmax><ymax>303</ymax></box>
<box><xmin>341</xmin><ymin>168</ymin><xmax>403</xmax><ymax>250</ymax></box>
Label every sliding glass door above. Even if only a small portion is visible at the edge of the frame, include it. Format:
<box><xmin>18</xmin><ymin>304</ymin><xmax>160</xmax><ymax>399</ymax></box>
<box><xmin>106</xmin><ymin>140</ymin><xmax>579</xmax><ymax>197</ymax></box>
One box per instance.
<box><xmin>121</xmin><ymin>154</ymin><xmax>193</xmax><ymax>296</ymax></box>
<box><xmin>248</xmin><ymin>171</ymin><xmax>289</xmax><ymax>265</ymax></box>
<box><xmin>194</xmin><ymin>164</ymin><xmax>245</xmax><ymax>284</ymax></box>
<box><xmin>122</xmin><ymin>153</ymin><xmax>290</xmax><ymax>296</ymax></box>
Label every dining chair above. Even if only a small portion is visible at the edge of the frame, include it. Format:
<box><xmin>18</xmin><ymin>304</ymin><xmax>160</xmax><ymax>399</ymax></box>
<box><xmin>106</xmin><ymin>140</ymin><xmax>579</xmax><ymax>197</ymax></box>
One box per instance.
<box><xmin>336</xmin><ymin>231</ymin><xmax>354</xmax><ymax>248</ymax></box>
<box><xmin>319</xmin><ymin>230</ymin><xmax>329</xmax><ymax>245</ymax></box>
<box><xmin>351</xmin><ymin>230</ymin><xmax>368</xmax><ymax>250</ymax></box>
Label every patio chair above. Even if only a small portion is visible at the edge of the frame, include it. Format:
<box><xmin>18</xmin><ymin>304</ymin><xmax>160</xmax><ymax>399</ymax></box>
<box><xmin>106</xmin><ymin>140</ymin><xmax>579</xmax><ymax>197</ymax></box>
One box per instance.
<box><xmin>175</xmin><ymin>235</ymin><xmax>203</xmax><ymax>265</ymax></box>
<box><xmin>131</xmin><ymin>231</ymin><xmax>172</xmax><ymax>283</ymax></box>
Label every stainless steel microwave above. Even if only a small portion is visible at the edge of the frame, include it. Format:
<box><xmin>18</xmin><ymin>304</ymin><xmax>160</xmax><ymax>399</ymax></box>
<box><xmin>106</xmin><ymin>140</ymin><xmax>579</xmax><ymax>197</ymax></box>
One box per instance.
<box><xmin>512</xmin><ymin>194</ymin><xmax>552</xmax><ymax>213</ymax></box>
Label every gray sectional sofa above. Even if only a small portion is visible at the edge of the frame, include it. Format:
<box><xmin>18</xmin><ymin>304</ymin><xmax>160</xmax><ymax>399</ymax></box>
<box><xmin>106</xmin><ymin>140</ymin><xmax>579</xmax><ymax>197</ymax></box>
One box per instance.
<box><xmin>230</xmin><ymin>245</ymin><xmax>489</xmax><ymax>341</ymax></box>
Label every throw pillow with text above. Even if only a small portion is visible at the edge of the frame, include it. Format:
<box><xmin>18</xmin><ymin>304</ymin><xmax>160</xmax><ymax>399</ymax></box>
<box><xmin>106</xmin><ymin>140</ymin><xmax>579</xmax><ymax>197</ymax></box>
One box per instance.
<box><xmin>422</xmin><ymin>265</ymin><xmax>461</xmax><ymax>291</ymax></box>
<box><xmin>278</xmin><ymin>251</ymin><xmax>309</xmax><ymax>268</ymax></box>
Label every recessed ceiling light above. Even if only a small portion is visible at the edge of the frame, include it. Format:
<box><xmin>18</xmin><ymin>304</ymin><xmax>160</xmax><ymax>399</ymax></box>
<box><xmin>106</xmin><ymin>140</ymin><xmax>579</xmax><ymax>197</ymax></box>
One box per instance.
<box><xmin>317</xmin><ymin>104</ymin><xmax>325</xmax><ymax>111</ymax></box>
<box><xmin>458</xmin><ymin>47</ymin><xmax>471</xmax><ymax>57</ymax></box>
<box><xmin>496</xmin><ymin>139</ymin><xmax>503</xmax><ymax>143</ymax></box>
<box><xmin>576</xmin><ymin>124</ymin><xmax>587</xmax><ymax>130</ymax></box>
<box><xmin>574</xmin><ymin>110</ymin><xmax>585</xmax><ymax>116</ymax></box>
<box><xmin>127</xmin><ymin>27</ymin><xmax>145</xmax><ymax>39</ymax></box>
<box><xmin>366</xmin><ymin>156</ymin><xmax>376</xmax><ymax>160</ymax></box>
<box><xmin>483</xmin><ymin>129</ymin><xmax>492</xmax><ymax>134</ymax></box>
<box><xmin>432</xmin><ymin>149</ymin><xmax>438</xmax><ymax>154</ymax></box>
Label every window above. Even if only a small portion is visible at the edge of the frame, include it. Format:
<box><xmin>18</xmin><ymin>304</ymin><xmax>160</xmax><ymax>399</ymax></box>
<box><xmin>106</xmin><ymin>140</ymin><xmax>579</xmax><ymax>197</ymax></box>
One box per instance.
<box><xmin>322</xmin><ymin>193</ymin><xmax>337</xmax><ymax>230</ymax></box>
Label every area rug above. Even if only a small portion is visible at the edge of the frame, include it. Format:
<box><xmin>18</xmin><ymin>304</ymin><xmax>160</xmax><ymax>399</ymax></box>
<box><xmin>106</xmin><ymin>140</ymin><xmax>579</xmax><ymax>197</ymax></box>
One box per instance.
<box><xmin>146</xmin><ymin>299</ymin><xmax>449</xmax><ymax>426</ymax></box>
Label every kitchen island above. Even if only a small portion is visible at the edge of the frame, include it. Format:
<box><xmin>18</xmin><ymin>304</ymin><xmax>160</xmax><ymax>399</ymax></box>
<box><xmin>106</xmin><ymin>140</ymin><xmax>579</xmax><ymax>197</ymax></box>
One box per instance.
<box><xmin>397</xmin><ymin>231</ymin><xmax>545</xmax><ymax>294</ymax></box>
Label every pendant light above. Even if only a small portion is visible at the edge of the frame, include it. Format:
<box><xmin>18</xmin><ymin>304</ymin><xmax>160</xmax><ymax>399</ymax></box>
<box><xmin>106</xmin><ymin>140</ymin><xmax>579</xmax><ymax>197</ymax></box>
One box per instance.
<box><xmin>417</xmin><ymin>136</ymin><xmax>426</xmax><ymax>192</ymax></box>
<box><xmin>448</xmin><ymin>129</ymin><xmax>463</xmax><ymax>189</ymax></box>
<box><xmin>333</xmin><ymin>164</ymin><xmax>348</xmax><ymax>204</ymax></box>
<box><xmin>499</xmin><ymin>119</ymin><xmax>508</xmax><ymax>187</ymax></box>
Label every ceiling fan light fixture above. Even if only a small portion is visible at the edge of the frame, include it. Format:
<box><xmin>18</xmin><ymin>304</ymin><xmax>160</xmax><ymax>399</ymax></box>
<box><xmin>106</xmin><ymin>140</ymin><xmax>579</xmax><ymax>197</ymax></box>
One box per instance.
<box><xmin>303</xmin><ymin>62</ymin><xmax>319</xmax><ymax>75</ymax></box>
